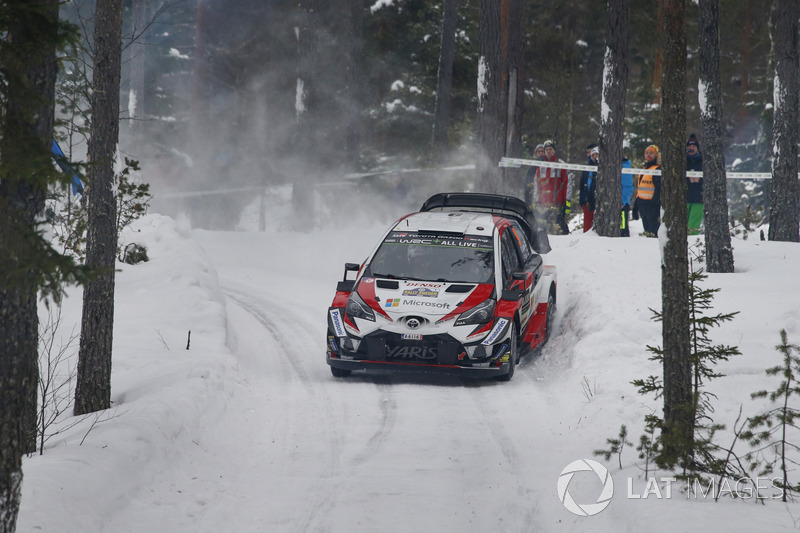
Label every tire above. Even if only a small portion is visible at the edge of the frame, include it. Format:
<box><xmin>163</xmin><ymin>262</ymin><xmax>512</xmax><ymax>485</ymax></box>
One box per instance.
<box><xmin>495</xmin><ymin>324</ymin><xmax>518</xmax><ymax>382</ymax></box>
<box><xmin>544</xmin><ymin>289</ymin><xmax>556</xmax><ymax>343</ymax></box>
<box><xmin>330</xmin><ymin>366</ymin><xmax>351</xmax><ymax>378</ymax></box>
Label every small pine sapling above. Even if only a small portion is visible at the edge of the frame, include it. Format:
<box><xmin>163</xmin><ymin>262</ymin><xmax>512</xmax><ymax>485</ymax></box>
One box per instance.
<box><xmin>594</xmin><ymin>424</ymin><xmax>633</xmax><ymax>470</ymax></box>
<box><xmin>630</xmin><ymin>255</ymin><xmax>741</xmax><ymax>475</ymax></box>
<box><xmin>742</xmin><ymin>329</ymin><xmax>800</xmax><ymax>502</ymax></box>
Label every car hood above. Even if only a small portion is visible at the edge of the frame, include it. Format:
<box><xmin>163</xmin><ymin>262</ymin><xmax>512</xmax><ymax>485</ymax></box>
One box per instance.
<box><xmin>357</xmin><ymin>277</ymin><xmax>494</xmax><ymax>322</ymax></box>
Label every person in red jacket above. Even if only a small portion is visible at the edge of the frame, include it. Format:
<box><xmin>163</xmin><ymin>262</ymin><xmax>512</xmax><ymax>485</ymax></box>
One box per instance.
<box><xmin>532</xmin><ymin>140</ymin><xmax>572</xmax><ymax>235</ymax></box>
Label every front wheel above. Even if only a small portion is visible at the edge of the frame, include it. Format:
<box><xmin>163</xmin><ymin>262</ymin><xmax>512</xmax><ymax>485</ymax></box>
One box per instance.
<box><xmin>495</xmin><ymin>324</ymin><xmax>518</xmax><ymax>382</ymax></box>
<box><xmin>330</xmin><ymin>366</ymin><xmax>352</xmax><ymax>378</ymax></box>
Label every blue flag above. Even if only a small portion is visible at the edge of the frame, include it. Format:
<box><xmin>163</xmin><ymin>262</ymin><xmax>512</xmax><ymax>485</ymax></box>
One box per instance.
<box><xmin>51</xmin><ymin>139</ymin><xmax>84</xmax><ymax>195</ymax></box>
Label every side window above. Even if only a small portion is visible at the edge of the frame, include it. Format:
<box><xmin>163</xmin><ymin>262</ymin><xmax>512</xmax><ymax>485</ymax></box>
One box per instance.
<box><xmin>509</xmin><ymin>221</ymin><xmax>533</xmax><ymax>263</ymax></box>
<box><xmin>500</xmin><ymin>230</ymin><xmax>522</xmax><ymax>284</ymax></box>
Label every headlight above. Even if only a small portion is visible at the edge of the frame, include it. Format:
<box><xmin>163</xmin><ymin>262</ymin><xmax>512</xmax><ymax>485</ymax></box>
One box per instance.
<box><xmin>455</xmin><ymin>299</ymin><xmax>496</xmax><ymax>326</ymax></box>
<box><xmin>345</xmin><ymin>291</ymin><xmax>376</xmax><ymax>322</ymax></box>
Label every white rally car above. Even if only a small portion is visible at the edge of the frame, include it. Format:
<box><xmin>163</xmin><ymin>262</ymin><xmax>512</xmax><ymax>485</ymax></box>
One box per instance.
<box><xmin>326</xmin><ymin>192</ymin><xmax>557</xmax><ymax>381</ymax></box>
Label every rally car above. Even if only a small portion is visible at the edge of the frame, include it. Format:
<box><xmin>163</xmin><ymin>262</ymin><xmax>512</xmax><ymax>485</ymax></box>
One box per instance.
<box><xmin>326</xmin><ymin>192</ymin><xmax>557</xmax><ymax>381</ymax></box>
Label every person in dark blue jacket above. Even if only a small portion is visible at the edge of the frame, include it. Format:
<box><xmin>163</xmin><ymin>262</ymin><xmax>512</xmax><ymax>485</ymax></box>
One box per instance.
<box><xmin>686</xmin><ymin>134</ymin><xmax>704</xmax><ymax>235</ymax></box>
<box><xmin>579</xmin><ymin>145</ymin><xmax>598</xmax><ymax>232</ymax></box>
<box><xmin>620</xmin><ymin>157</ymin><xmax>634</xmax><ymax>237</ymax></box>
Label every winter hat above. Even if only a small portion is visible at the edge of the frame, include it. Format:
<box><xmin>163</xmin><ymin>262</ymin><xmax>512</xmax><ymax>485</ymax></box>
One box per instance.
<box><xmin>535</xmin><ymin>143</ymin><xmax>545</xmax><ymax>152</ymax></box>
<box><xmin>590</xmin><ymin>146</ymin><xmax>599</xmax><ymax>156</ymax></box>
<box><xmin>645</xmin><ymin>144</ymin><xmax>659</xmax><ymax>155</ymax></box>
<box><xmin>687</xmin><ymin>133</ymin><xmax>700</xmax><ymax>149</ymax></box>
<box><xmin>543</xmin><ymin>139</ymin><xmax>556</xmax><ymax>149</ymax></box>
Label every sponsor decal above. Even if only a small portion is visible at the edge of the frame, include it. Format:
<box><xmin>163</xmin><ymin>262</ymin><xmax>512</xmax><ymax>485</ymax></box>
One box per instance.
<box><xmin>327</xmin><ymin>336</ymin><xmax>339</xmax><ymax>352</ymax></box>
<box><xmin>385</xmin><ymin>298</ymin><xmax>400</xmax><ymax>308</ymax></box>
<box><xmin>403</xmin><ymin>299</ymin><xmax>451</xmax><ymax>309</ymax></box>
<box><xmin>362</xmin><ymin>277</ymin><xmax>374</xmax><ymax>284</ymax></box>
<box><xmin>383</xmin><ymin>232</ymin><xmax>492</xmax><ymax>249</ymax></box>
<box><xmin>386</xmin><ymin>345</ymin><xmax>437</xmax><ymax>360</ymax></box>
<box><xmin>481</xmin><ymin>318</ymin><xmax>509</xmax><ymax>346</ymax></box>
<box><xmin>405</xmin><ymin>282</ymin><xmax>444</xmax><ymax>288</ymax></box>
<box><xmin>402</xmin><ymin>287</ymin><xmax>439</xmax><ymax>298</ymax></box>
<box><xmin>329</xmin><ymin>309</ymin><xmax>347</xmax><ymax>337</ymax></box>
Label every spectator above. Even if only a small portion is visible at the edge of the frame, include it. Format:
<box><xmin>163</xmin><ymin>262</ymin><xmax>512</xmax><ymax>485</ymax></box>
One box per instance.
<box><xmin>620</xmin><ymin>157</ymin><xmax>634</xmax><ymax>237</ymax></box>
<box><xmin>686</xmin><ymin>133</ymin><xmax>704</xmax><ymax>235</ymax></box>
<box><xmin>635</xmin><ymin>144</ymin><xmax>662</xmax><ymax>236</ymax></box>
<box><xmin>524</xmin><ymin>143</ymin><xmax>546</xmax><ymax>206</ymax></box>
<box><xmin>579</xmin><ymin>146</ymin><xmax>599</xmax><ymax>232</ymax></box>
<box><xmin>531</xmin><ymin>140</ymin><xmax>572</xmax><ymax>235</ymax></box>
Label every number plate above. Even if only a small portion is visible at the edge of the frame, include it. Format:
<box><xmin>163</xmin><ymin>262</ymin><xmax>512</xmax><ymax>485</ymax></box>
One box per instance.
<box><xmin>401</xmin><ymin>333</ymin><xmax>423</xmax><ymax>340</ymax></box>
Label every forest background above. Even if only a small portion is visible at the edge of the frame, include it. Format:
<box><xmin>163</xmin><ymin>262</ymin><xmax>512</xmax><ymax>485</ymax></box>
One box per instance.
<box><xmin>56</xmin><ymin>0</ymin><xmax>774</xmax><ymax>230</ymax></box>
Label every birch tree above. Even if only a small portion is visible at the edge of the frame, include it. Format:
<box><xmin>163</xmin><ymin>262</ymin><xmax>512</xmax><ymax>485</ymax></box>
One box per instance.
<box><xmin>595</xmin><ymin>0</ymin><xmax>630</xmax><ymax>237</ymax></box>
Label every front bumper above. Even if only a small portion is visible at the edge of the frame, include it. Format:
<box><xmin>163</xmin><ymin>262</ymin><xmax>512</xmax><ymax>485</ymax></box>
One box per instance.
<box><xmin>326</xmin><ymin>330</ymin><xmax>513</xmax><ymax>378</ymax></box>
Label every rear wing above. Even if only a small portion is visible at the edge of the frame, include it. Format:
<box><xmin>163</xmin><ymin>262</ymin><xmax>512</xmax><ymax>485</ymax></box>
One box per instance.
<box><xmin>420</xmin><ymin>192</ymin><xmax>551</xmax><ymax>254</ymax></box>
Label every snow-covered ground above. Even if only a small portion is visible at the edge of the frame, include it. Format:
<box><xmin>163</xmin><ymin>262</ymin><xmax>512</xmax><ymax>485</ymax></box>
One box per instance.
<box><xmin>17</xmin><ymin>191</ymin><xmax>800</xmax><ymax>532</ymax></box>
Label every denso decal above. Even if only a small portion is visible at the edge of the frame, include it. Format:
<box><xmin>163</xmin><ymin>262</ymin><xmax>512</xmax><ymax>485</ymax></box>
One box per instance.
<box><xmin>481</xmin><ymin>318</ymin><xmax>509</xmax><ymax>346</ymax></box>
<box><xmin>402</xmin><ymin>287</ymin><xmax>439</xmax><ymax>298</ymax></box>
<box><xmin>402</xmin><ymin>299</ymin><xmax>451</xmax><ymax>309</ymax></box>
<box><xmin>329</xmin><ymin>309</ymin><xmax>347</xmax><ymax>337</ymax></box>
<box><xmin>386</xmin><ymin>346</ymin><xmax>437</xmax><ymax>360</ymax></box>
<box><xmin>405</xmin><ymin>282</ymin><xmax>444</xmax><ymax>288</ymax></box>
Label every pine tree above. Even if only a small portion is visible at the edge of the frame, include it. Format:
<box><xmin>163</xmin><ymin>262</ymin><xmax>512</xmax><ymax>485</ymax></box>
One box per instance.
<box><xmin>698</xmin><ymin>0</ymin><xmax>735</xmax><ymax>273</ymax></box>
<box><xmin>595</xmin><ymin>0</ymin><xmax>630</xmax><ymax>237</ymax></box>
<box><xmin>75</xmin><ymin>0</ymin><xmax>124</xmax><ymax>415</ymax></box>
<box><xmin>743</xmin><ymin>330</ymin><xmax>800</xmax><ymax>502</ymax></box>
<box><xmin>659</xmin><ymin>0</ymin><xmax>693</xmax><ymax>469</ymax></box>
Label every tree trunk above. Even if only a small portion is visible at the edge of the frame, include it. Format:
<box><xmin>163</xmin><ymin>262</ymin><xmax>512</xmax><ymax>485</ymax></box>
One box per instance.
<box><xmin>75</xmin><ymin>0</ymin><xmax>123</xmax><ymax>415</ymax></box>
<box><xmin>659</xmin><ymin>0</ymin><xmax>693</xmax><ymax>468</ymax></box>
<box><xmin>595</xmin><ymin>0</ymin><xmax>630</xmax><ymax>237</ymax></box>
<box><xmin>292</xmin><ymin>0</ymin><xmax>319</xmax><ymax>228</ymax></box>
<box><xmin>698</xmin><ymin>0</ymin><xmax>734</xmax><ymax>272</ymax></box>
<box><xmin>344</xmin><ymin>0</ymin><xmax>364</xmax><ymax>168</ymax></box>
<box><xmin>129</xmin><ymin>0</ymin><xmax>148</xmax><ymax>145</ymax></box>
<box><xmin>768</xmin><ymin>0</ymin><xmax>800</xmax><ymax>243</ymax></box>
<box><xmin>0</xmin><ymin>1</ymin><xmax>60</xmax><ymax>526</ymax></box>
<box><xmin>476</xmin><ymin>0</ymin><xmax>505</xmax><ymax>193</ymax></box>
<box><xmin>476</xmin><ymin>0</ymin><xmax>525</xmax><ymax>194</ymax></box>
<box><xmin>432</xmin><ymin>0</ymin><xmax>459</xmax><ymax>158</ymax></box>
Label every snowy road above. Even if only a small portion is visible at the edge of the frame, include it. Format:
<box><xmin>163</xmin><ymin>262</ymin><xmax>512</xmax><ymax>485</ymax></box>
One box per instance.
<box><xmin>20</xmin><ymin>213</ymin><xmax>797</xmax><ymax>532</ymax></box>
<box><xmin>101</xmin><ymin>227</ymin><xmax>578</xmax><ymax>532</ymax></box>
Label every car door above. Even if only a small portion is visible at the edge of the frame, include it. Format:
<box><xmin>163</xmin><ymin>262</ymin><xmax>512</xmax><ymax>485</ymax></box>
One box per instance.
<box><xmin>500</xmin><ymin>227</ymin><xmax>534</xmax><ymax>326</ymax></box>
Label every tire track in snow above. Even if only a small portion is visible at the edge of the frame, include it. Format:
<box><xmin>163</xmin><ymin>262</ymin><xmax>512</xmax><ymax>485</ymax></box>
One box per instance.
<box><xmin>224</xmin><ymin>289</ymin><xmax>400</xmax><ymax>532</ymax></box>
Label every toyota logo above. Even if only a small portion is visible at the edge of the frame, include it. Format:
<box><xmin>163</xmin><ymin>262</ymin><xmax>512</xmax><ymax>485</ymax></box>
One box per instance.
<box><xmin>406</xmin><ymin>318</ymin><xmax>421</xmax><ymax>330</ymax></box>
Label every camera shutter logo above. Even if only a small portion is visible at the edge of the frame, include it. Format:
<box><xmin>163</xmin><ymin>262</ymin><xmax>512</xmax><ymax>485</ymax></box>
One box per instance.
<box><xmin>557</xmin><ymin>459</ymin><xmax>614</xmax><ymax>516</ymax></box>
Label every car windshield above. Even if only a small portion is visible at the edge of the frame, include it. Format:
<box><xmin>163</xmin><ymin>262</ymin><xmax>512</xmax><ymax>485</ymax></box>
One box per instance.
<box><xmin>368</xmin><ymin>231</ymin><xmax>494</xmax><ymax>284</ymax></box>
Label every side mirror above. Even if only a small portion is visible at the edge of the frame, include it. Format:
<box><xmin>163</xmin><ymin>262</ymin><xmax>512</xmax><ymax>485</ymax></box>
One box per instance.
<box><xmin>510</xmin><ymin>271</ymin><xmax>533</xmax><ymax>290</ymax></box>
<box><xmin>343</xmin><ymin>262</ymin><xmax>360</xmax><ymax>281</ymax></box>
<box><xmin>337</xmin><ymin>262</ymin><xmax>361</xmax><ymax>293</ymax></box>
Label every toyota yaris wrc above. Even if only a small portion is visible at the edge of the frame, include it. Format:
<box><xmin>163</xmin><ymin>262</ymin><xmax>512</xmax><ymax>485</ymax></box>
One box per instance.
<box><xmin>326</xmin><ymin>192</ymin><xmax>557</xmax><ymax>381</ymax></box>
